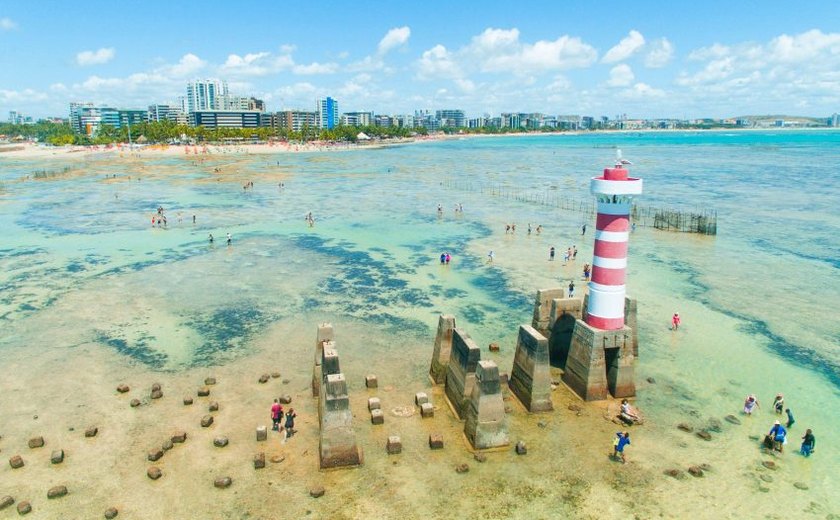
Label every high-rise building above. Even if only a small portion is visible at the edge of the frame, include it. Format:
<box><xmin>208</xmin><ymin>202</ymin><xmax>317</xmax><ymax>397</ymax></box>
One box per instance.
<box><xmin>435</xmin><ymin>109</ymin><xmax>466</xmax><ymax>128</ymax></box>
<box><xmin>189</xmin><ymin>110</ymin><xmax>263</xmax><ymax>129</ymax></box>
<box><xmin>186</xmin><ymin>80</ymin><xmax>229</xmax><ymax>112</ymax></box>
<box><xmin>148</xmin><ymin>104</ymin><xmax>185</xmax><ymax>124</ymax></box>
<box><xmin>274</xmin><ymin>110</ymin><xmax>319</xmax><ymax>132</ymax></box>
<box><xmin>340</xmin><ymin>111</ymin><xmax>373</xmax><ymax>126</ymax></box>
<box><xmin>317</xmin><ymin>97</ymin><xmax>338</xmax><ymax>129</ymax></box>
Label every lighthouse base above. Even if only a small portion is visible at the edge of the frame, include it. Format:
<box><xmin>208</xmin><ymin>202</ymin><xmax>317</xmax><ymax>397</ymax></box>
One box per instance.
<box><xmin>562</xmin><ymin>320</ymin><xmax>635</xmax><ymax>401</ymax></box>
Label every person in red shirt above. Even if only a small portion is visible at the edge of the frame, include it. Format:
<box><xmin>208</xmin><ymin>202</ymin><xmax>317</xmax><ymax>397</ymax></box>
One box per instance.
<box><xmin>271</xmin><ymin>399</ymin><xmax>283</xmax><ymax>431</ymax></box>
<box><xmin>671</xmin><ymin>313</ymin><xmax>681</xmax><ymax>330</ymax></box>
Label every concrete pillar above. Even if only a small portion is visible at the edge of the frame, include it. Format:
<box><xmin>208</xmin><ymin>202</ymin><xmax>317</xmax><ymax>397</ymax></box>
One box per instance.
<box><xmin>547</xmin><ymin>297</ymin><xmax>583</xmax><ymax>368</ymax></box>
<box><xmin>312</xmin><ymin>323</ymin><xmax>334</xmax><ymax>397</ymax></box>
<box><xmin>509</xmin><ymin>325</ymin><xmax>553</xmax><ymax>412</ymax></box>
<box><xmin>429</xmin><ymin>315</ymin><xmax>456</xmax><ymax>384</ymax></box>
<box><xmin>444</xmin><ymin>329</ymin><xmax>480</xmax><ymax>419</ymax></box>
<box><xmin>562</xmin><ymin>319</ymin><xmax>635</xmax><ymax>401</ymax></box>
<box><xmin>531</xmin><ymin>288</ymin><xmax>565</xmax><ymax>336</ymax></box>
<box><xmin>464</xmin><ymin>361</ymin><xmax>509</xmax><ymax>450</ymax></box>
<box><xmin>319</xmin><ymin>373</ymin><xmax>363</xmax><ymax>469</ymax></box>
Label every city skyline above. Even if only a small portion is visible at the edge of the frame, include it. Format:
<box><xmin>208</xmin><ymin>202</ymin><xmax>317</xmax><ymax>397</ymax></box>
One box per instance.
<box><xmin>1</xmin><ymin>1</ymin><xmax>840</xmax><ymax>119</ymax></box>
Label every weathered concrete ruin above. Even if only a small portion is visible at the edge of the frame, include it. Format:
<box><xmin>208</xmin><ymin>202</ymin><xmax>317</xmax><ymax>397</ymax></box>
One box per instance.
<box><xmin>312</xmin><ymin>323</ymin><xmax>334</xmax><ymax>397</ymax></box>
<box><xmin>531</xmin><ymin>288</ymin><xmax>638</xmax><ymax>401</ymax></box>
<box><xmin>443</xmin><ymin>329</ymin><xmax>481</xmax><ymax>419</ymax></box>
<box><xmin>319</xmin><ymin>372</ymin><xmax>363</xmax><ymax>468</ymax></box>
<box><xmin>311</xmin><ymin>325</ymin><xmax>362</xmax><ymax>469</ymax></box>
<box><xmin>508</xmin><ymin>325</ymin><xmax>553</xmax><ymax>412</ymax></box>
<box><xmin>464</xmin><ymin>360</ymin><xmax>509</xmax><ymax>450</ymax></box>
<box><xmin>429</xmin><ymin>314</ymin><xmax>456</xmax><ymax>384</ymax></box>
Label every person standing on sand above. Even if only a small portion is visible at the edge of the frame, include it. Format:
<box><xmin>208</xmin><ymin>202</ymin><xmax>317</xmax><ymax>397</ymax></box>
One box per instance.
<box><xmin>800</xmin><ymin>429</ymin><xmax>815</xmax><ymax>457</ymax></box>
<box><xmin>487</xmin><ymin>250</ymin><xmax>495</xmax><ymax>263</ymax></box>
<box><xmin>549</xmin><ymin>246</ymin><xmax>555</xmax><ymax>261</ymax></box>
<box><xmin>285</xmin><ymin>408</ymin><xmax>297</xmax><ymax>438</ymax></box>
<box><xmin>271</xmin><ymin>399</ymin><xmax>283</xmax><ymax>431</ymax></box>
<box><xmin>773</xmin><ymin>393</ymin><xmax>784</xmax><ymax>415</ymax></box>
<box><xmin>226</xmin><ymin>233</ymin><xmax>232</xmax><ymax>245</ymax></box>
<box><xmin>671</xmin><ymin>313</ymin><xmax>681</xmax><ymax>330</ymax></box>
<box><xmin>568</xmin><ymin>280</ymin><xmax>575</xmax><ymax>298</ymax></box>
<box><xmin>581</xmin><ymin>224</ymin><xmax>587</xmax><ymax>235</ymax></box>
<box><xmin>785</xmin><ymin>408</ymin><xmax>795</xmax><ymax>429</ymax></box>
<box><xmin>744</xmin><ymin>395</ymin><xmax>759</xmax><ymax>415</ymax></box>
<box><xmin>613</xmin><ymin>432</ymin><xmax>630</xmax><ymax>463</ymax></box>
<box><xmin>768</xmin><ymin>420</ymin><xmax>787</xmax><ymax>452</ymax></box>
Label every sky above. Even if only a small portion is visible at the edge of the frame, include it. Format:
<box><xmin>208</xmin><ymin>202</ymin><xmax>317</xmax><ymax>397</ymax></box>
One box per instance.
<box><xmin>1</xmin><ymin>0</ymin><xmax>839</xmax><ymax>120</ymax></box>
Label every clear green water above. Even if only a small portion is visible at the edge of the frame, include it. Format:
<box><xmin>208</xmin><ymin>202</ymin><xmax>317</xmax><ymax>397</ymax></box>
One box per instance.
<box><xmin>0</xmin><ymin>132</ymin><xmax>838</xmax><ymax>517</ymax></box>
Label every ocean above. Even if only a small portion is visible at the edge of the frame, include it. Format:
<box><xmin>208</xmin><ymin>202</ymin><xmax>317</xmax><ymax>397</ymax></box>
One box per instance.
<box><xmin>0</xmin><ymin>131</ymin><xmax>837</xmax><ymax>518</ymax></box>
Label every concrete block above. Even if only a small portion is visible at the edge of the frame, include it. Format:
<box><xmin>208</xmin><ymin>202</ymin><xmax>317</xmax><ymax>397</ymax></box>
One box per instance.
<box><xmin>256</xmin><ymin>426</ymin><xmax>267</xmax><ymax>442</ymax></box>
<box><xmin>367</xmin><ymin>397</ymin><xmax>381</xmax><ymax>411</ymax></box>
<box><xmin>386</xmin><ymin>436</ymin><xmax>402</xmax><ymax>455</ymax></box>
<box><xmin>370</xmin><ymin>409</ymin><xmax>384</xmax><ymax>425</ymax></box>
<box><xmin>428</xmin><ymin>434</ymin><xmax>444</xmax><ymax>449</ymax></box>
<box><xmin>415</xmin><ymin>392</ymin><xmax>429</xmax><ymax>406</ymax></box>
<box><xmin>562</xmin><ymin>320</ymin><xmax>635</xmax><ymax>401</ymax></box>
<box><xmin>420</xmin><ymin>402</ymin><xmax>434</xmax><ymax>418</ymax></box>
<box><xmin>365</xmin><ymin>375</ymin><xmax>378</xmax><ymax>388</ymax></box>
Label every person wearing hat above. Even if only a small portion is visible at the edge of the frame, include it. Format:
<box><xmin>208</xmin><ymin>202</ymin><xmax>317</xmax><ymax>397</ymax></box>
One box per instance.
<box><xmin>773</xmin><ymin>393</ymin><xmax>785</xmax><ymax>415</ymax></box>
<box><xmin>744</xmin><ymin>394</ymin><xmax>760</xmax><ymax>415</ymax></box>
<box><xmin>769</xmin><ymin>420</ymin><xmax>787</xmax><ymax>452</ymax></box>
<box><xmin>671</xmin><ymin>312</ymin><xmax>681</xmax><ymax>330</ymax></box>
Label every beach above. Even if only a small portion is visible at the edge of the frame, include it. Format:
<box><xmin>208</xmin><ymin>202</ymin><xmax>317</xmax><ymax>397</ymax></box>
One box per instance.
<box><xmin>0</xmin><ymin>131</ymin><xmax>838</xmax><ymax>519</ymax></box>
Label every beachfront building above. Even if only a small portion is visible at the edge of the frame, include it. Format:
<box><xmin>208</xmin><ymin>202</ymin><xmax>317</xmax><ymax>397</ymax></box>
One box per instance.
<box><xmin>186</xmin><ymin>79</ymin><xmax>229</xmax><ymax>112</ymax></box>
<box><xmin>340</xmin><ymin>111</ymin><xmax>373</xmax><ymax>127</ymax></box>
<box><xmin>317</xmin><ymin>97</ymin><xmax>339</xmax><ymax>129</ymax></box>
<box><xmin>274</xmin><ymin>110</ymin><xmax>319</xmax><ymax>132</ymax></box>
<box><xmin>189</xmin><ymin>110</ymin><xmax>263</xmax><ymax>129</ymax></box>
<box><xmin>435</xmin><ymin>109</ymin><xmax>466</xmax><ymax>128</ymax></box>
<box><xmin>374</xmin><ymin>115</ymin><xmax>393</xmax><ymax>128</ymax></box>
<box><xmin>148</xmin><ymin>104</ymin><xmax>186</xmax><ymax>124</ymax></box>
<box><xmin>8</xmin><ymin>111</ymin><xmax>34</xmax><ymax>125</ymax></box>
<box><xmin>393</xmin><ymin>114</ymin><xmax>415</xmax><ymax>128</ymax></box>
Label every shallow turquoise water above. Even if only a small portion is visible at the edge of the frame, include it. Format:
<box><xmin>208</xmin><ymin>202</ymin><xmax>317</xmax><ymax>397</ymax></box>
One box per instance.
<box><xmin>0</xmin><ymin>132</ymin><xmax>838</xmax><ymax>514</ymax></box>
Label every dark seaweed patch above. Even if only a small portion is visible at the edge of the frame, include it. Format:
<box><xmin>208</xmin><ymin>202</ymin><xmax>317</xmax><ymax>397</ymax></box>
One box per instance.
<box><xmin>96</xmin><ymin>331</ymin><xmax>168</xmax><ymax>369</ymax></box>
<box><xmin>187</xmin><ymin>305</ymin><xmax>279</xmax><ymax>366</ymax></box>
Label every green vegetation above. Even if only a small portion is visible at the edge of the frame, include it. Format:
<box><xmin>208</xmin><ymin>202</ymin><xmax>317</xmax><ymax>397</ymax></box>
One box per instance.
<box><xmin>0</xmin><ymin>120</ymin><xmax>425</xmax><ymax>146</ymax></box>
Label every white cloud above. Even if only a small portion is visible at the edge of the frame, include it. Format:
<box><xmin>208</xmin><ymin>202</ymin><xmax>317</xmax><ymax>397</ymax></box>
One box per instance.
<box><xmin>293</xmin><ymin>62</ymin><xmax>338</xmax><ymax>75</ymax></box>
<box><xmin>606</xmin><ymin>64</ymin><xmax>634</xmax><ymax>87</ymax></box>
<box><xmin>76</xmin><ymin>48</ymin><xmax>115</xmax><ymax>66</ymax></box>
<box><xmin>0</xmin><ymin>17</ymin><xmax>16</xmax><ymax>30</ymax></box>
<box><xmin>49</xmin><ymin>83</ymin><xmax>67</xmax><ymax>92</ymax></box>
<box><xmin>417</xmin><ymin>27</ymin><xmax>597</xmax><ymax>79</ymax></box>
<box><xmin>159</xmin><ymin>53</ymin><xmax>207</xmax><ymax>77</ymax></box>
<box><xmin>220</xmin><ymin>51</ymin><xmax>296</xmax><ymax>76</ymax></box>
<box><xmin>378</xmin><ymin>26</ymin><xmax>411</xmax><ymax>54</ymax></box>
<box><xmin>0</xmin><ymin>88</ymin><xmax>47</xmax><ymax>103</ymax></box>
<box><xmin>417</xmin><ymin>44</ymin><xmax>461</xmax><ymax>79</ymax></box>
<box><xmin>620</xmin><ymin>82</ymin><xmax>665</xmax><ymax>99</ymax></box>
<box><xmin>454</xmin><ymin>78</ymin><xmax>476</xmax><ymax>93</ymax></box>
<box><xmin>688</xmin><ymin>43</ymin><xmax>730</xmax><ymax>61</ymax></box>
<box><xmin>602</xmin><ymin>30</ymin><xmax>645</xmax><ymax>63</ymax></box>
<box><xmin>644</xmin><ymin>38</ymin><xmax>674</xmax><ymax>68</ymax></box>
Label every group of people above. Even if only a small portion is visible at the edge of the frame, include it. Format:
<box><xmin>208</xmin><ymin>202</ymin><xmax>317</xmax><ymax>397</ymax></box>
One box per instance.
<box><xmin>151</xmin><ymin>206</ymin><xmax>197</xmax><ymax>228</ymax></box>
<box><xmin>744</xmin><ymin>393</ymin><xmax>815</xmax><ymax>457</ymax></box>
<box><xmin>527</xmin><ymin>223</ymin><xmax>542</xmax><ymax>235</ymax></box>
<box><xmin>547</xmin><ymin>246</ymin><xmax>577</xmax><ymax>262</ymax></box>
<box><xmin>270</xmin><ymin>399</ymin><xmax>297</xmax><ymax>439</ymax></box>
<box><xmin>207</xmin><ymin>233</ymin><xmax>232</xmax><ymax>245</ymax></box>
<box><xmin>439</xmin><ymin>252</ymin><xmax>452</xmax><ymax>264</ymax></box>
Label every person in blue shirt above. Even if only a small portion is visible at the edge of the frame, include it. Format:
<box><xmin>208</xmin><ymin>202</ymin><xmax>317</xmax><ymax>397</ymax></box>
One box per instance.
<box><xmin>768</xmin><ymin>420</ymin><xmax>787</xmax><ymax>452</ymax></box>
<box><xmin>613</xmin><ymin>432</ymin><xmax>631</xmax><ymax>463</ymax></box>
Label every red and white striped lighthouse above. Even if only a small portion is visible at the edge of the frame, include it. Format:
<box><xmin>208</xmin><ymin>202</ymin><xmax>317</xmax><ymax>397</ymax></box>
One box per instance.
<box><xmin>585</xmin><ymin>151</ymin><xmax>643</xmax><ymax>330</ymax></box>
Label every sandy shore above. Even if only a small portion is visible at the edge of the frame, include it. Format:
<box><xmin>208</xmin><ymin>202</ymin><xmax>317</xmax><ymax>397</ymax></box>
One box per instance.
<box><xmin>0</xmin><ymin>136</ymin><xmax>449</xmax><ymax>160</ymax></box>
